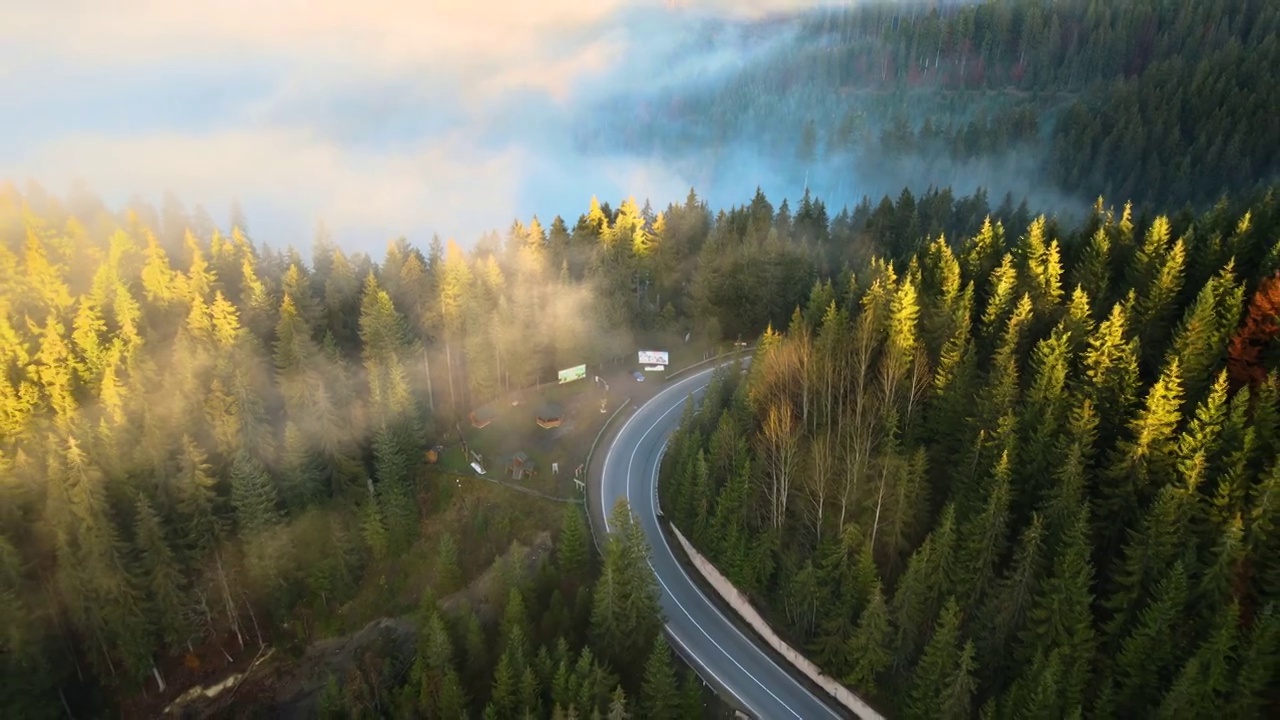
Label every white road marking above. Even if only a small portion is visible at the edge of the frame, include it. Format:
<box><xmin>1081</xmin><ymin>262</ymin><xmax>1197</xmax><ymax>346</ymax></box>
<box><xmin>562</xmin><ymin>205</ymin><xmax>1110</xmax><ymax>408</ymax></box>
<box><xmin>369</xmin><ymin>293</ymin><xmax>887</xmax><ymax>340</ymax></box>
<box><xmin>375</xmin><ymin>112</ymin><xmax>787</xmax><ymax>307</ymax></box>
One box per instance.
<box><xmin>662</xmin><ymin>617</ymin><xmax>755</xmax><ymax>713</ymax></box>
<box><xmin>647</xmin><ymin>557</ymin><xmax>794</xmax><ymax>718</ymax></box>
<box><xmin>597</xmin><ymin>363</ymin><xmax>845</xmax><ymax>720</ymax></box>
<box><xmin>643</xmin><ymin>435</ymin><xmax>842</xmax><ymax>720</ymax></box>
<box><xmin>601</xmin><ymin>368</ymin><xmax>723</xmax><ymax>532</ymax></box>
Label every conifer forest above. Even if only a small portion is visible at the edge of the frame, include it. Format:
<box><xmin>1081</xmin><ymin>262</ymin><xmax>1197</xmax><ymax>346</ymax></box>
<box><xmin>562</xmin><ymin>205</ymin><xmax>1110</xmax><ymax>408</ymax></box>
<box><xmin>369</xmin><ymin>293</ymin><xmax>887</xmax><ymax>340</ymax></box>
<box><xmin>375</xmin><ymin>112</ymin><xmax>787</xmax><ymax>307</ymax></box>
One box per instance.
<box><xmin>3</xmin><ymin>0</ymin><xmax>1280</xmax><ymax>718</ymax></box>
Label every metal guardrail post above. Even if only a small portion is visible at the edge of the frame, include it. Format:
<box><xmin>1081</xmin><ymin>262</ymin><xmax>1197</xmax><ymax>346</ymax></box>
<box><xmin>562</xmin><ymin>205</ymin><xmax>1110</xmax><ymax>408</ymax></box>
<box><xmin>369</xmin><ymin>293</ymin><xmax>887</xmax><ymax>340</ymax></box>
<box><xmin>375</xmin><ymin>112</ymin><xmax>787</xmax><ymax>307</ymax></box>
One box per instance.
<box><xmin>582</xmin><ymin>397</ymin><xmax>632</xmax><ymax>556</ymax></box>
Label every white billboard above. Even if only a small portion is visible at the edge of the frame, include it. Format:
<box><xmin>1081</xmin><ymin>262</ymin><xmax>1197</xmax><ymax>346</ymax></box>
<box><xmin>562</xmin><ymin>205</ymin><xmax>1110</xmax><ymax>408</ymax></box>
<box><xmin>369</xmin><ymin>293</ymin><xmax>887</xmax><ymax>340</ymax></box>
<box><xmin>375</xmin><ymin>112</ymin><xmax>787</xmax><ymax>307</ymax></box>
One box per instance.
<box><xmin>638</xmin><ymin>350</ymin><xmax>669</xmax><ymax>365</ymax></box>
<box><xmin>558</xmin><ymin>364</ymin><xmax>587</xmax><ymax>384</ymax></box>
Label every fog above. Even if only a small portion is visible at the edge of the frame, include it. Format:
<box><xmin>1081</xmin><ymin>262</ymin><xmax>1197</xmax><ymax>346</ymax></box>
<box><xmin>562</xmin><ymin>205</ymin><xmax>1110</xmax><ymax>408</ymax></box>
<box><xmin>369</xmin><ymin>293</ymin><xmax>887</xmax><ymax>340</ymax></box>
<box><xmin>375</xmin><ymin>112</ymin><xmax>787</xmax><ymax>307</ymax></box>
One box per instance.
<box><xmin>2</xmin><ymin>0</ymin><xmax>1080</xmax><ymax>260</ymax></box>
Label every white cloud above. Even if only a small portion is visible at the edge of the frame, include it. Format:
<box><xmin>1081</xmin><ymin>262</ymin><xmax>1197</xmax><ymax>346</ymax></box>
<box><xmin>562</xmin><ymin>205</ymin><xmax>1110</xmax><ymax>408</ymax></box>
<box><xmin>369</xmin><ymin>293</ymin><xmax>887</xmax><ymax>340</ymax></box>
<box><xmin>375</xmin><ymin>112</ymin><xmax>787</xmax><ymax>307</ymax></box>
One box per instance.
<box><xmin>1</xmin><ymin>0</ymin><xmax>844</xmax><ymax>256</ymax></box>
<box><xmin>13</xmin><ymin>127</ymin><xmax>525</xmax><ymax>248</ymax></box>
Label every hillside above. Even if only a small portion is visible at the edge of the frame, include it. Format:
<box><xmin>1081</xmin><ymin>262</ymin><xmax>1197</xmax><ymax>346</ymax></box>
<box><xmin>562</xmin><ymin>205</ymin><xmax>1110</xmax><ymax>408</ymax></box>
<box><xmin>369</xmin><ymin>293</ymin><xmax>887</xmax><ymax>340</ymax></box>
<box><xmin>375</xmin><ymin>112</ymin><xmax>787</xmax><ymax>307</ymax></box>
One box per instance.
<box><xmin>661</xmin><ymin>192</ymin><xmax>1280</xmax><ymax>717</ymax></box>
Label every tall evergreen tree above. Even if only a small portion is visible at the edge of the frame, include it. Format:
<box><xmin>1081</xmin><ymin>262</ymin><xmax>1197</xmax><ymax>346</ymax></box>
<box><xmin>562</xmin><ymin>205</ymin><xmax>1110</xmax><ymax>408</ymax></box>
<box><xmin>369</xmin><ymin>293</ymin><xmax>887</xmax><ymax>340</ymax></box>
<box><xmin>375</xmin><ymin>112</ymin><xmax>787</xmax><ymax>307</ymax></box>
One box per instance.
<box><xmin>640</xmin><ymin>635</ymin><xmax>679</xmax><ymax>720</ymax></box>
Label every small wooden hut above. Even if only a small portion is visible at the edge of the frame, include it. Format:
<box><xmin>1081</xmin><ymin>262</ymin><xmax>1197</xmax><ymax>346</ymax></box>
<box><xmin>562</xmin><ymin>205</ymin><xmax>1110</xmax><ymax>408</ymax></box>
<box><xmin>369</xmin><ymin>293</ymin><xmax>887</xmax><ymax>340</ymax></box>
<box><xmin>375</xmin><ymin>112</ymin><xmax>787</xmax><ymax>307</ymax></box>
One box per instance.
<box><xmin>535</xmin><ymin>401</ymin><xmax>564</xmax><ymax>429</ymax></box>
<box><xmin>508</xmin><ymin>451</ymin><xmax>531</xmax><ymax>481</ymax></box>
<box><xmin>469</xmin><ymin>404</ymin><xmax>496</xmax><ymax>429</ymax></box>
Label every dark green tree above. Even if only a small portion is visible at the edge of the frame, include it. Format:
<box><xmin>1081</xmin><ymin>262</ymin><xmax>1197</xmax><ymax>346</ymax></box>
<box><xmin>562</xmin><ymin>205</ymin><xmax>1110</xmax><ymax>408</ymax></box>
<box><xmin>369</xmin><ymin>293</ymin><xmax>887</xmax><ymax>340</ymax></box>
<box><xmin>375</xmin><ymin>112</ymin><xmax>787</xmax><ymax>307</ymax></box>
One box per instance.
<box><xmin>640</xmin><ymin>635</ymin><xmax>679</xmax><ymax>720</ymax></box>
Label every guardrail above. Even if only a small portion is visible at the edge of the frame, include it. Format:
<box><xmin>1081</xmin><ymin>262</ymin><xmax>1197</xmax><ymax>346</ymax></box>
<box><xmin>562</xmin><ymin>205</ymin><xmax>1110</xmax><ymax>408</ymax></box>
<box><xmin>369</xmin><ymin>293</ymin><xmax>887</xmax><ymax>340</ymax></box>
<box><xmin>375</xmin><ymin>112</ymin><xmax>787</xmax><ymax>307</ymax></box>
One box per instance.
<box><xmin>664</xmin><ymin>344</ymin><xmax>754</xmax><ymax>383</ymax></box>
<box><xmin>582</xmin><ymin>397</ymin><xmax>632</xmax><ymax>556</ymax></box>
<box><xmin>670</xmin><ymin>525</ymin><xmax>885</xmax><ymax>720</ymax></box>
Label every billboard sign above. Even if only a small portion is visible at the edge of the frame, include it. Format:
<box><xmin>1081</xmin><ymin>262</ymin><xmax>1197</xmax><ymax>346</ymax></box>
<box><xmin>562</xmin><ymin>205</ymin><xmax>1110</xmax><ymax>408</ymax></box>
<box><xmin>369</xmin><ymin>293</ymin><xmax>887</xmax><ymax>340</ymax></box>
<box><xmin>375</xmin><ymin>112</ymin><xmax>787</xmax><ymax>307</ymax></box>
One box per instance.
<box><xmin>558</xmin><ymin>364</ymin><xmax>587</xmax><ymax>385</ymax></box>
<box><xmin>638</xmin><ymin>350</ymin><xmax>669</xmax><ymax>365</ymax></box>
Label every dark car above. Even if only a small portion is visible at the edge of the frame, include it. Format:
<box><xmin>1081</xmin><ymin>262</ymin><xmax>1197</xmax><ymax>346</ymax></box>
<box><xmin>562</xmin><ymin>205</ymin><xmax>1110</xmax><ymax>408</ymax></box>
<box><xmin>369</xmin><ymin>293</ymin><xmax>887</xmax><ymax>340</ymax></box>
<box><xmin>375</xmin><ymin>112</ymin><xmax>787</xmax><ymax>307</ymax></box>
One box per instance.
<box><xmin>631</xmin><ymin>370</ymin><xmax>645</xmax><ymax>382</ymax></box>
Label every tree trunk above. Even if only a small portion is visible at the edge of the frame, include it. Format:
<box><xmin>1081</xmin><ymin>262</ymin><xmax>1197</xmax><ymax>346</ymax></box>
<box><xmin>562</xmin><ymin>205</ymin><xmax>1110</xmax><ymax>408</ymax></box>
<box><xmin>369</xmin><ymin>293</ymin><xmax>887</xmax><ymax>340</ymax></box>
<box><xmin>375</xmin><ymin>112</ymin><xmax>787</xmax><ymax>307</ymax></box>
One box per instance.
<box><xmin>243</xmin><ymin>591</ymin><xmax>264</xmax><ymax>648</ymax></box>
<box><xmin>152</xmin><ymin>663</ymin><xmax>167</xmax><ymax>693</ymax></box>
<box><xmin>423</xmin><ymin>349</ymin><xmax>435</xmax><ymax>412</ymax></box>
<box><xmin>42</xmin><ymin>575</ymin><xmax>84</xmax><ymax>682</ymax></box>
<box><xmin>493</xmin><ymin>341</ymin><xmax>503</xmax><ymax>395</ymax></box>
<box><xmin>214</xmin><ymin>550</ymin><xmax>244</xmax><ymax>650</ymax></box>
<box><xmin>870</xmin><ymin>458</ymin><xmax>891</xmax><ymax>550</ymax></box>
<box><xmin>58</xmin><ymin>687</ymin><xmax>75</xmax><ymax>720</ymax></box>
<box><xmin>97</xmin><ymin>631</ymin><xmax>117</xmax><ymax>677</ymax></box>
<box><xmin>445</xmin><ymin>342</ymin><xmax>457</xmax><ymax>412</ymax></box>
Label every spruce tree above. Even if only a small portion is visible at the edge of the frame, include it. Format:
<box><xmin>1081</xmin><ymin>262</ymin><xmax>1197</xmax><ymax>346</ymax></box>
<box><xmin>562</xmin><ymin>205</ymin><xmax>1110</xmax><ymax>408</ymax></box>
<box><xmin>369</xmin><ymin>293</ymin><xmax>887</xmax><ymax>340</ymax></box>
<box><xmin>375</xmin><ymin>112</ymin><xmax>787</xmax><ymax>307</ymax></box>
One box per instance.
<box><xmin>557</xmin><ymin>505</ymin><xmax>591</xmax><ymax>582</ymax></box>
<box><xmin>1020</xmin><ymin>509</ymin><xmax>1096</xmax><ymax>709</ymax></box>
<box><xmin>1106</xmin><ymin>562</ymin><xmax>1191</xmax><ymax>716</ymax></box>
<box><xmin>490</xmin><ymin>649</ymin><xmax>520</xmax><ymax>719</ymax></box>
<box><xmin>591</xmin><ymin>500</ymin><xmax>662</xmax><ymax>675</ymax></box>
<box><xmin>640</xmin><ymin>635</ymin><xmax>679</xmax><ymax>720</ymax></box>
<box><xmin>435</xmin><ymin>535</ymin><xmax>461</xmax><ymax>595</ymax></box>
<box><xmin>845</xmin><ymin>579</ymin><xmax>893</xmax><ymax>693</ymax></box>
<box><xmin>907</xmin><ymin>597</ymin><xmax>970</xmax><ymax>720</ymax></box>
<box><xmin>1156</xmin><ymin>602</ymin><xmax>1239</xmax><ymax>719</ymax></box>
<box><xmin>607</xmin><ymin>685</ymin><xmax>629</xmax><ymax>720</ymax></box>
<box><xmin>131</xmin><ymin>493</ymin><xmax>188</xmax><ymax>651</ymax></box>
<box><xmin>229</xmin><ymin>449</ymin><xmax>281</xmax><ymax>534</ymax></box>
<box><xmin>1224</xmin><ymin>603</ymin><xmax>1280</xmax><ymax>718</ymax></box>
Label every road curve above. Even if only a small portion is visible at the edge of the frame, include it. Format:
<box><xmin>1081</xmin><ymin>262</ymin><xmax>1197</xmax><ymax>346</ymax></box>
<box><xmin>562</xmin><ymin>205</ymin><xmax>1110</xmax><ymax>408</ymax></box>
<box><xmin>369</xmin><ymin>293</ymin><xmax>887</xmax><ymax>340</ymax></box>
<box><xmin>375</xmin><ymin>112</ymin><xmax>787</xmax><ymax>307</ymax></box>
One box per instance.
<box><xmin>591</xmin><ymin>365</ymin><xmax>847</xmax><ymax>720</ymax></box>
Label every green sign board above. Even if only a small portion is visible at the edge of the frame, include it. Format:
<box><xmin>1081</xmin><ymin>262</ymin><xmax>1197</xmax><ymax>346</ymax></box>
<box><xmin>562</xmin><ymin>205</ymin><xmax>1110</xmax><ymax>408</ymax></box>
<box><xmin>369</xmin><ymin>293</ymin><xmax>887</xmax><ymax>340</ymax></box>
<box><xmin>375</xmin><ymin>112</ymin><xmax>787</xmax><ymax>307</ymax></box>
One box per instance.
<box><xmin>558</xmin><ymin>364</ymin><xmax>587</xmax><ymax>385</ymax></box>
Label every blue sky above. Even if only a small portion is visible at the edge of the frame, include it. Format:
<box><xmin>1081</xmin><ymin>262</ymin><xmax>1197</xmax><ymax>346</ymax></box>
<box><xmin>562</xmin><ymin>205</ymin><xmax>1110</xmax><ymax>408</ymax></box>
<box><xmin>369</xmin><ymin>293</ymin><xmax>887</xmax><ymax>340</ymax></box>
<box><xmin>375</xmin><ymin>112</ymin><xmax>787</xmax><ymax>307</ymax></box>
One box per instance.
<box><xmin>1</xmin><ymin>0</ymin><xmax>847</xmax><ymax>258</ymax></box>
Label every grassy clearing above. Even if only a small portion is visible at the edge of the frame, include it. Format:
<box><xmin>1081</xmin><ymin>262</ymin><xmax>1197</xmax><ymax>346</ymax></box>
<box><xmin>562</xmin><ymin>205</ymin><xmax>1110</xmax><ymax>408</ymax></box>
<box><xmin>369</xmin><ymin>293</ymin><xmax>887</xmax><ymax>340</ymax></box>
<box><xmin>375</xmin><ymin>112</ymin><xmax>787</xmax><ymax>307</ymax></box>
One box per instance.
<box><xmin>442</xmin><ymin>380</ymin><xmax>609</xmax><ymax>498</ymax></box>
<box><xmin>333</xmin><ymin>472</ymin><xmax>566</xmax><ymax>633</ymax></box>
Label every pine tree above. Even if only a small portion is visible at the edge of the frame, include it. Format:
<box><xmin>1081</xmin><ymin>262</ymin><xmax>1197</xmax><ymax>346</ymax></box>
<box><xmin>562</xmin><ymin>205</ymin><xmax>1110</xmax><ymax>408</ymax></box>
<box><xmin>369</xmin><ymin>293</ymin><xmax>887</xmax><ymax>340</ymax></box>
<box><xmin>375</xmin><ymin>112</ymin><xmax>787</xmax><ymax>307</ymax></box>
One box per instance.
<box><xmin>1224</xmin><ymin>603</ymin><xmax>1280</xmax><ymax>717</ymax></box>
<box><xmin>591</xmin><ymin>500</ymin><xmax>662</xmax><ymax>676</ymax></box>
<box><xmin>1080</xmin><ymin>301</ymin><xmax>1141</xmax><ymax>445</ymax></box>
<box><xmin>1004</xmin><ymin>649</ymin><xmax>1069</xmax><ymax>719</ymax></box>
<box><xmin>1105</xmin><ymin>561</ymin><xmax>1190</xmax><ymax>716</ymax></box>
<box><xmin>1157</xmin><ymin>602</ymin><xmax>1239</xmax><ymax>719</ymax></box>
<box><xmin>279</xmin><ymin>421</ymin><xmax>323</xmax><ymax>511</ymax></box>
<box><xmin>955</xmin><ymin>447</ymin><xmax>1013</xmax><ymax>607</ymax></box>
<box><xmin>373</xmin><ymin>424</ymin><xmax>416</xmax><ymax>553</ymax></box>
<box><xmin>434</xmin><ymin>535</ymin><xmax>461</xmax><ymax>595</ymax></box>
<box><xmin>1020</xmin><ymin>508</ymin><xmax>1096</xmax><ymax>709</ymax></box>
<box><xmin>974</xmin><ymin>514</ymin><xmax>1045</xmax><ymax>690</ymax></box>
<box><xmin>891</xmin><ymin>504</ymin><xmax>957</xmax><ymax>669</ymax></box>
<box><xmin>607</xmin><ymin>685</ymin><xmax>629</xmax><ymax>720</ymax></box>
<box><xmin>1018</xmin><ymin>324</ymin><xmax>1075</xmax><ymax>515</ymax></box>
<box><xmin>131</xmin><ymin>493</ymin><xmax>188</xmax><ymax>650</ymax></box>
<box><xmin>1170</xmin><ymin>264</ymin><xmax>1244</xmax><ymax>403</ymax></box>
<box><xmin>907</xmin><ymin>597</ymin><xmax>971</xmax><ymax>720</ymax></box>
<box><xmin>174</xmin><ymin>434</ymin><xmax>224</xmax><ymax>560</ymax></box>
<box><xmin>1133</xmin><ymin>235</ymin><xmax>1187</xmax><ymax>368</ymax></box>
<box><xmin>679</xmin><ymin>670</ymin><xmax>705</xmax><ymax>719</ymax></box>
<box><xmin>557</xmin><ymin>505</ymin><xmax>591</xmax><ymax>582</ymax></box>
<box><xmin>1245</xmin><ymin>459</ymin><xmax>1280</xmax><ymax>600</ymax></box>
<box><xmin>640</xmin><ymin>635</ymin><xmax>679</xmax><ymax>720</ymax></box>
<box><xmin>501</xmin><ymin>587</ymin><xmax>531</xmax><ymax>665</ymax></box>
<box><xmin>1098</xmin><ymin>357</ymin><xmax>1184</xmax><ymax>559</ymax></box>
<box><xmin>229</xmin><ymin>449</ymin><xmax>281</xmax><ymax>533</ymax></box>
<box><xmin>490</xmin><ymin>649</ymin><xmax>520</xmax><ymax>718</ymax></box>
<box><xmin>1102</xmin><ymin>485</ymin><xmax>1191</xmax><ymax>644</ymax></box>
<box><xmin>49</xmin><ymin>436</ymin><xmax>153</xmax><ymax>680</ymax></box>
<box><xmin>845</xmin><ymin>579</ymin><xmax>893</xmax><ymax>693</ymax></box>
<box><xmin>519</xmin><ymin>664</ymin><xmax>541</xmax><ymax>718</ymax></box>
<box><xmin>0</xmin><ymin>533</ymin><xmax>31</xmax><ymax>666</ymax></box>
<box><xmin>360</xmin><ymin>491</ymin><xmax>388</xmax><ymax>561</ymax></box>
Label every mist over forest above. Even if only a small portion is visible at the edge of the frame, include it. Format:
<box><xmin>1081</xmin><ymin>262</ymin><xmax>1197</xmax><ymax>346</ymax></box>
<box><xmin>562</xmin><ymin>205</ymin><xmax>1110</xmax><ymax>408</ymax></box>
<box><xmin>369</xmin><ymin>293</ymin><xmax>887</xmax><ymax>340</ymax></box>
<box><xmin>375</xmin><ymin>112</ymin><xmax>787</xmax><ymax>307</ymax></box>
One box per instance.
<box><xmin>4</xmin><ymin>1</ymin><xmax>1280</xmax><ymax>718</ymax></box>
<box><xmin>11</xmin><ymin>0</ymin><xmax>1276</xmax><ymax>255</ymax></box>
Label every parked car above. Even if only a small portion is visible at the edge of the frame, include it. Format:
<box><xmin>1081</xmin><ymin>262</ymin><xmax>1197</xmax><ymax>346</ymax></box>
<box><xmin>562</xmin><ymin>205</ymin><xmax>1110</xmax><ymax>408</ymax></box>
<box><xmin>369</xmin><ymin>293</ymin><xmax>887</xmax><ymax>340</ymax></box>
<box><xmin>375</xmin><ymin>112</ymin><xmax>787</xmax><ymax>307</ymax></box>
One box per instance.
<box><xmin>631</xmin><ymin>370</ymin><xmax>645</xmax><ymax>382</ymax></box>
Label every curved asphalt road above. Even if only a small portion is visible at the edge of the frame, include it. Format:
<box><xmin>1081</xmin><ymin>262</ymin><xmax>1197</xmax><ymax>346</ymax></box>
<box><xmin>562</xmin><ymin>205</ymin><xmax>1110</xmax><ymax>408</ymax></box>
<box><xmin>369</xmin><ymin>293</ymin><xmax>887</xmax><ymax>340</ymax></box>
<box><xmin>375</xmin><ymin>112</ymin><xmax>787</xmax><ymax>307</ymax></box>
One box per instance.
<box><xmin>592</xmin><ymin>365</ymin><xmax>846</xmax><ymax>720</ymax></box>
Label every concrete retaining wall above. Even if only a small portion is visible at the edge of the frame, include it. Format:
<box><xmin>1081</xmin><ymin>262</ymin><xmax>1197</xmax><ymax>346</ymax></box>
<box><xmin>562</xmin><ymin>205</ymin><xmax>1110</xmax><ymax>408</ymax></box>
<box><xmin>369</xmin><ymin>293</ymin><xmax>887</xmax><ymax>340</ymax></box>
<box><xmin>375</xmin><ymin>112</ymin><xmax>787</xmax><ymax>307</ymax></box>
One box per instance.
<box><xmin>670</xmin><ymin>525</ymin><xmax>885</xmax><ymax>720</ymax></box>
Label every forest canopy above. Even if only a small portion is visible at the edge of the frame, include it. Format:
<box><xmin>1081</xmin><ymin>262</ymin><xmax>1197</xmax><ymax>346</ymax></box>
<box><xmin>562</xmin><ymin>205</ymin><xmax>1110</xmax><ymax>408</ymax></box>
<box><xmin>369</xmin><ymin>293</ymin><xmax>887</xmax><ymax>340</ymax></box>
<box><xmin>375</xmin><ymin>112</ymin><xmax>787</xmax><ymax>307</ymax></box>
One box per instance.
<box><xmin>3</xmin><ymin>175</ymin><xmax>1278</xmax><ymax>716</ymax></box>
<box><xmin>588</xmin><ymin>0</ymin><xmax>1280</xmax><ymax>213</ymax></box>
<box><xmin>661</xmin><ymin>188</ymin><xmax>1280</xmax><ymax>717</ymax></box>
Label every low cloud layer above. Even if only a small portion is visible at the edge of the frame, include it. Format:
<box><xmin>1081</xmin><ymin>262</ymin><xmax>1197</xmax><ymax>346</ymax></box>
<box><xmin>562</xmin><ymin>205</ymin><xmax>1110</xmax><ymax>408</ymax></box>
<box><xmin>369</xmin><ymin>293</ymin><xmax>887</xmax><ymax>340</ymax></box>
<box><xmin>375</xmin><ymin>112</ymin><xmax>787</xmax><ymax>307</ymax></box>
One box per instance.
<box><xmin>3</xmin><ymin>0</ymin><xmax>1072</xmax><ymax>259</ymax></box>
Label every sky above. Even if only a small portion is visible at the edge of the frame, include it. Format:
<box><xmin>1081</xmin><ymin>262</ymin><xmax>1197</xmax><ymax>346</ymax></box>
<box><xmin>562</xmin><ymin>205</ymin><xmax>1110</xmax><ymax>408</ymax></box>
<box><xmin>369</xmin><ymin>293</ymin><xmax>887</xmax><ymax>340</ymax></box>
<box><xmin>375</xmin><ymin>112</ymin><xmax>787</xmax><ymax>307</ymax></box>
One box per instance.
<box><xmin>1</xmin><ymin>0</ymin><xmax>856</xmax><ymax>258</ymax></box>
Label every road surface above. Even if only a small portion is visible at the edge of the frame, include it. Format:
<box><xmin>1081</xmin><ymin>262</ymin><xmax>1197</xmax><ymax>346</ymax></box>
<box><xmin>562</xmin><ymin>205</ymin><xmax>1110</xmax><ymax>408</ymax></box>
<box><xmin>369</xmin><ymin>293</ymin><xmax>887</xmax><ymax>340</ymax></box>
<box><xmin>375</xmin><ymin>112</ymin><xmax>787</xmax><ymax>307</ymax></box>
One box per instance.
<box><xmin>590</xmin><ymin>364</ymin><xmax>847</xmax><ymax>720</ymax></box>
